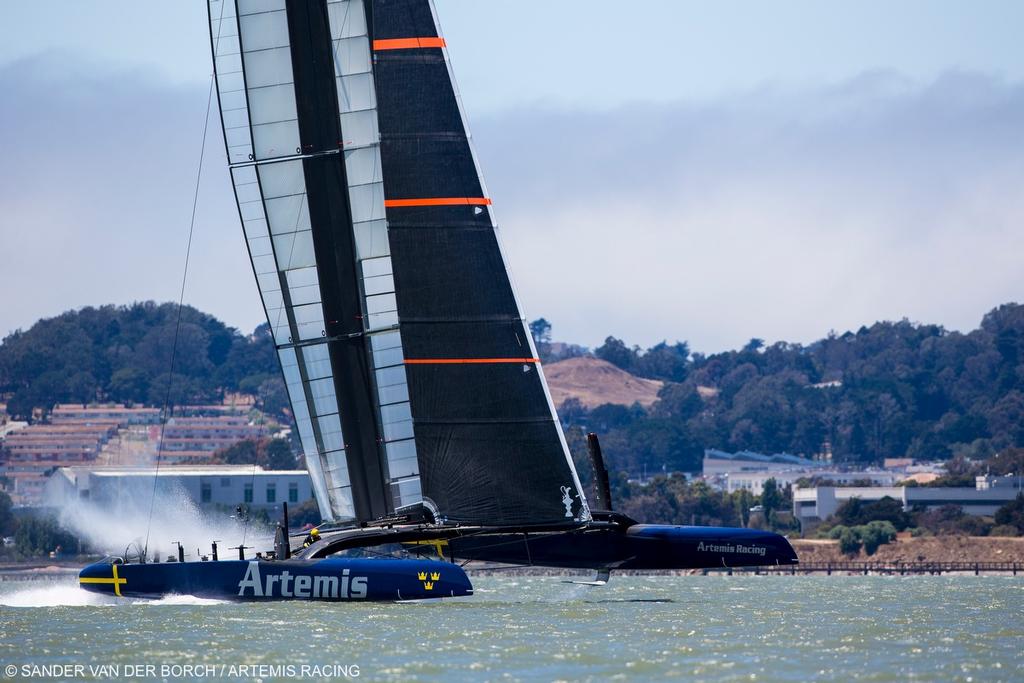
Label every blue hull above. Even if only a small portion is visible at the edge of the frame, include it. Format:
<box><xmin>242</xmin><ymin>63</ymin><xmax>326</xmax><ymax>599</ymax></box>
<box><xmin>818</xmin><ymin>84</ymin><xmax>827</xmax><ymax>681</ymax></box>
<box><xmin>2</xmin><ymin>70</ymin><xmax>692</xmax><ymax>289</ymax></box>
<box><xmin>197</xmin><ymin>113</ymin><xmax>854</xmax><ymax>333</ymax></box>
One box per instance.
<box><xmin>448</xmin><ymin>524</ymin><xmax>799</xmax><ymax>569</ymax></box>
<box><xmin>79</xmin><ymin>558</ymin><xmax>472</xmax><ymax>602</ymax></box>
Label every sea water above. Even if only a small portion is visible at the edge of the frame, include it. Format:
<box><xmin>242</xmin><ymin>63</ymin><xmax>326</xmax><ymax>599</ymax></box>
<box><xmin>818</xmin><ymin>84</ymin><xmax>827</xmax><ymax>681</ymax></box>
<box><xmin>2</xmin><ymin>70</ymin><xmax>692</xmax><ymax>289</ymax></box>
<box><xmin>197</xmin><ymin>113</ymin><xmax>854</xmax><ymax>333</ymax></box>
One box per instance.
<box><xmin>1</xmin><ymin>574</ymin><xmax>1022</xmax><ymax>682</ymax></box>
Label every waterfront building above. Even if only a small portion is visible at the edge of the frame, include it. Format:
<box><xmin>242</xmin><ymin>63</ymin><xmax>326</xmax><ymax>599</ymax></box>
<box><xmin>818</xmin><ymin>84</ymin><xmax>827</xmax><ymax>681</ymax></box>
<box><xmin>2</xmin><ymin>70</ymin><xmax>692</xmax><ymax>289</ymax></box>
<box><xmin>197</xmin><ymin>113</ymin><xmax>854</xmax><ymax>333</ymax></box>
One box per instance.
<box><xmin>44</xmin><ymin>465</ymin><xmax>314</xmax><ymax>512</ymax></box>
<box><xmin>793</xmin><ymin>478</ymin><xmax>1023</xmax><ymax>531</ymax></box>
<box><xmin>703</xmin><ymin>449</ymin><xmax>825</xmax><ymax>477</ymax></box>
<box><xmin>726</xmin><ymin>469</ymin><xmax>898</xmax><ymax>495</ymax></box>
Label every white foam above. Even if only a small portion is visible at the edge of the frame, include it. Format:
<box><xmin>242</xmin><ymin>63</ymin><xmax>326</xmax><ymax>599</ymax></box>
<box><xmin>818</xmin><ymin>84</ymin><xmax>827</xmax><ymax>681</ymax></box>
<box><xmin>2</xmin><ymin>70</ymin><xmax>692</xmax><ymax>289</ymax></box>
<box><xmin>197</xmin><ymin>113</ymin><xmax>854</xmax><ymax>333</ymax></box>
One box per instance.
<box><xmin>142</xmin><ymin>594</ymin><xmax>227</xmax><ymax>606</ymax></box>
<box><xmin>0</xmin><ymin>582</ymin><xmax>120</xmax><ymax>607</ymax></box>
<box><xmin>0</xmin><ymin>582</ymin><xmax>230</xmax><ymax>607</ymax></box>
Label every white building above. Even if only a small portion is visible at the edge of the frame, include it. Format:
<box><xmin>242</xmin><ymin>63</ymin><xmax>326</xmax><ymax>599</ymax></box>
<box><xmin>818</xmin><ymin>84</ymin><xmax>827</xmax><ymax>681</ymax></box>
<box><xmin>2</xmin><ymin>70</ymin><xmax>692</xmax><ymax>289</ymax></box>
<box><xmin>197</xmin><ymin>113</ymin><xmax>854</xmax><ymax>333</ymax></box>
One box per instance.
<box><xmin>793</xmin><ymin>478</ymin><xmax>1022</xmax><ymax>530</ymax></box>
<box><xmin>727</xmin><ymin>469</ymin><xmax>898</xmax><ymax>496</ymax></box>
<box><xmin>703</xmin><ymin>449</ymin><xmax>824</xmax><ymax>477</ymax></box>
<box><xmin>45</xmin><ymin>466</ymin><xmax>314</xmax><ymax>512</ymax></box>
<box><xmin>976</xmin><ymin>474</ymin><xmax>1024</xmax><ymax>491</ymax></box>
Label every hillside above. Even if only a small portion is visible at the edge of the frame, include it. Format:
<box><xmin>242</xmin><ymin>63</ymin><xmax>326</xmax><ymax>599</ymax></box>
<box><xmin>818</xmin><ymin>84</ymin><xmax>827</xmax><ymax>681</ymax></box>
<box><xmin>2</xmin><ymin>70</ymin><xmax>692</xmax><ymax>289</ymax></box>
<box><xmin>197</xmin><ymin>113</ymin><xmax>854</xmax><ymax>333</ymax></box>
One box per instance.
<box><xmin>545</xmin><ymin>357</ymin><xmax>663</xmax><ymax>409</ymax></box>
<box><xmin>579</xmin><ymin>303</ymin><xmax>1024</xmax><ymax>475</ymax></box>
<box><xmin>3</xmin><ymin>301</ymin><xmax>1022</xmax><ymax>478</ymax></box>
<box><xmin>0</xmin><ymin>302</ymin><xmax>283</xmax><ymax>420</ymax></box>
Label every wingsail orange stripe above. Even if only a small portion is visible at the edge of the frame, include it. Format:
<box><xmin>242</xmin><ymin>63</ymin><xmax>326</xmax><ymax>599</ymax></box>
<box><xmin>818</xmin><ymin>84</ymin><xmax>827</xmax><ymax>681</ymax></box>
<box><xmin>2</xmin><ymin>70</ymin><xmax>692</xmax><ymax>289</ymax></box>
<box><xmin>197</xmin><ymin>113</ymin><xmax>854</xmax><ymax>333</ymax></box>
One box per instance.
<box><xmin>384</xmin><ymin>197</ymin><xmax>491</xmax><ymax>208</ymax></box>
<box><xmin>405</xmin><ymin>358</ymin><xmax>539</xmax><ymax>365</ymax></box>
<box><xmin>373</xmin><ymin>37</ymin><xmax>447</xmax><ymax>51</ymax></box>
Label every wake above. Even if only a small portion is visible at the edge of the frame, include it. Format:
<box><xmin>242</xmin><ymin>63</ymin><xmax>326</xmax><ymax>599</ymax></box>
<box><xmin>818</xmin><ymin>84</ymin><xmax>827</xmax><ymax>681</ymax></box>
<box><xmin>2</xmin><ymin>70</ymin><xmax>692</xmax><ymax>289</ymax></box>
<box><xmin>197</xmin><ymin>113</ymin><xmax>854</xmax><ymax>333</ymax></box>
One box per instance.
<box><xmin>0</xmin><ymin>582</ymin><xmax>225</xmax><ymax>607</ymax></box>
<box><xmin>0</xmin><ymin>582</ymin><xmax>117</xmax><ymax>607</ymax></box>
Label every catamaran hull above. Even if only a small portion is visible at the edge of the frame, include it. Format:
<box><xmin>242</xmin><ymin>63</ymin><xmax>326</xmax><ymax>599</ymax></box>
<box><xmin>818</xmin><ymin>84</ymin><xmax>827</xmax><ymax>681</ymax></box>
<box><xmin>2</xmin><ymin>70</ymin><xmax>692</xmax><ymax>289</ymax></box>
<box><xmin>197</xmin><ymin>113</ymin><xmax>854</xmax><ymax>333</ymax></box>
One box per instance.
<box><xmin>447</xmin><ymin>525</ymin><xmax>799</xmax><ymax>570</ymax></box>
<box><xmin>79</xmin><ymin>558</ymin><xmax>471</xmax><ymax>602</ymax></box>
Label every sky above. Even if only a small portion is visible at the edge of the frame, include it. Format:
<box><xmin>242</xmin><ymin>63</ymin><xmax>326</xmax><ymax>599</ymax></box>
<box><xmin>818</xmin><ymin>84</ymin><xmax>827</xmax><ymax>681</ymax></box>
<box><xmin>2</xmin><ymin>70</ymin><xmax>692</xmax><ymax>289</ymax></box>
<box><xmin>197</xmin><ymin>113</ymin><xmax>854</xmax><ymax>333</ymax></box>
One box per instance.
<box><xmin>0</xmin><ymin>1</ymin><xmax>1022</xmax><ymax>353</ymax></box>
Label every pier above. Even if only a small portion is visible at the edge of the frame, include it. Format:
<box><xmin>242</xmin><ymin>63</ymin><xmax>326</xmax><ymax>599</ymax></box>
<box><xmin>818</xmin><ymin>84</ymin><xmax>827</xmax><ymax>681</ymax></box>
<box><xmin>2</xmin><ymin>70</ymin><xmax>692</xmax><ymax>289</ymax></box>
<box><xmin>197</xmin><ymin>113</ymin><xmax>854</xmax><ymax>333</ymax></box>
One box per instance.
<box><xmin>707</xmin><ymin>561</ymin><xmax>1022</xmax><ymax>576</ymax></box>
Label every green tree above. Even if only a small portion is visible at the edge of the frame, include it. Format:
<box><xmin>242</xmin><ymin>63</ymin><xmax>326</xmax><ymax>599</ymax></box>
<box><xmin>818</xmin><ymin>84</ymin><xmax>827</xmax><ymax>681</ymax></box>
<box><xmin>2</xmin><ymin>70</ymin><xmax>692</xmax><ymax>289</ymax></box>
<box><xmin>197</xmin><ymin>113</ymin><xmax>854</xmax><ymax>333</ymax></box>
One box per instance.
<box><xmin>109</xmin><ymin>367</ymin><xmax>150</xmax><ymax>404</ymax></box>
<box><xmin>14</xmin><ymin>516</ymin><xmax>78</xmax><ymax>558</ymax></box>
<box><xmin>859</xmin><ymin>521</ymin><xmax>897</xmax><ymax>555</ymax></box>
<box><xmin>987</xmin><ymin>447</ymin><xmax>1024</xmax><ymax>476</ymax></box>
<box><xmin>635</xmin><ymin>342</ymin><xmax>691</xmax><ymax>382</ymax></box>
<box><xmin>832</xmin><ymin>526</ymin><xmax>862</xmax><ymax>555</ymax></box>
<box><xmin>994</xmin><ymin>493</ymin><xmax>1024</xmax><ymax>533</ymax></box>
<box><xmin>209</xmin><ymin>438</ymin><xmax>301</xmax><ymax>471</ymax></box>
<box><xmin>529</xmin><ymin>318</ymin><xmax>553</xmax><ymax>361</ymax></box>
<box><xmin>832</xmin><ymin>496</ymin><xmax>912</xmax><ymax>531</ymax></box>
<box><xmin>0</xmin><ymin>491</ymin><xmax>15</xmax><ymax>537</ymax></box>
<box><xmin>595</xmin><ymin>336</ymin><xmax>638</xmax><ymax>372</ymax></box>
<box><xmin>214</xmin><ymin>439</ymin><xmax>260</xmax><ymax>465</ymax></box>
<box><xmin>263</xmin><ymin>439</ymin><xmax>298</xmax><ymax>470</ymax></box>
<box><xmin>760</xmin><ymin>478</ymin><xmax>782</xmax><ymax>518</ymax></box>
<box><xmin>0</xmin><ymin>303</ymin><xmax>281</xmax><ymax>417</ymax></box>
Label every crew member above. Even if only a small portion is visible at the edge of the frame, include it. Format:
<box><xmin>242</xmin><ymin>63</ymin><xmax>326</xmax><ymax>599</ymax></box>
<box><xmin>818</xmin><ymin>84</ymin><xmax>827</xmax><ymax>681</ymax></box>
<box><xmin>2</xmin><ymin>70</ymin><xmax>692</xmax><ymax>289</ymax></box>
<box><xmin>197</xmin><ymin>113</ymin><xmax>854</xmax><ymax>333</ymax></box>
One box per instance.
<box><xmin>303</xmin><ymin>527</ymin><xmax>321</xmax><ymax>548</ymax></box>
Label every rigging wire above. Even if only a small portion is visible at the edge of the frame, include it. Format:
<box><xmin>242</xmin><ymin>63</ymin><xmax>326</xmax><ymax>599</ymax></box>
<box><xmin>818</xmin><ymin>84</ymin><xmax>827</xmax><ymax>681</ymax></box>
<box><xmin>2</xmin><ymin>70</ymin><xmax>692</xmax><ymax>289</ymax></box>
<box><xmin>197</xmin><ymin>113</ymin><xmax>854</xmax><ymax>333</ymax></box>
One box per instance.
<box><xmin>239</xmin><ymin>381</ymin><xmax>271</xmax><ymax>549</ymax></box>
<box><xmin>142</xmin><ymin>3</ymin><xmax>224</xmax><ymax>558</ymax></box>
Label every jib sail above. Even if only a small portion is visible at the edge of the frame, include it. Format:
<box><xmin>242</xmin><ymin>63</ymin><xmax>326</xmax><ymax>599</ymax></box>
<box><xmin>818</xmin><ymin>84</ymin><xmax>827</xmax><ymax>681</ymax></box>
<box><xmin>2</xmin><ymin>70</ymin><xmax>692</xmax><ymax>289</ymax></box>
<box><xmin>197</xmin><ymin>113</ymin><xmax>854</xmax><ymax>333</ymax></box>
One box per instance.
<box><xmin>209</xmin><ymin>0</ymin><xmax>589</xmax><ymax>527</ymax></box>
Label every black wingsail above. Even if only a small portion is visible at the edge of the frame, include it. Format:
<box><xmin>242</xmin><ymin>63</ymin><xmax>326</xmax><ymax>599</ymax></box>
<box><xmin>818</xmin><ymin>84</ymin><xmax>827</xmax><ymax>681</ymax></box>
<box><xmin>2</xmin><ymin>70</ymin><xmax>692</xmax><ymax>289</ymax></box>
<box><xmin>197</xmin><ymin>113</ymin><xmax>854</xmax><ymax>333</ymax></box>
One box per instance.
<box><xmin>367</xmin><ymin>0</ymin><xmax>587</xmax><ymax>526</ymax></box>
<box><xmin>209</xmin><ymin>0</ymin><xmax>588</xmax><ymax>527</ymax></box>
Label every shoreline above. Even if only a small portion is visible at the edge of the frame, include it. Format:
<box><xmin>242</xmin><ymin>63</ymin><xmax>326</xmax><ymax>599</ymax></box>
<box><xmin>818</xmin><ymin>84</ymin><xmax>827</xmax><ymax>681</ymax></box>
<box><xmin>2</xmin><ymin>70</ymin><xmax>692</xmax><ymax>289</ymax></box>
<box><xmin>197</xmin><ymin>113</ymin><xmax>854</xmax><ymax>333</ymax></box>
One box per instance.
<box><xmin>4</xmin><ymin>536</ymin><xmax>1022</xmax><ymax>580</ymax></box>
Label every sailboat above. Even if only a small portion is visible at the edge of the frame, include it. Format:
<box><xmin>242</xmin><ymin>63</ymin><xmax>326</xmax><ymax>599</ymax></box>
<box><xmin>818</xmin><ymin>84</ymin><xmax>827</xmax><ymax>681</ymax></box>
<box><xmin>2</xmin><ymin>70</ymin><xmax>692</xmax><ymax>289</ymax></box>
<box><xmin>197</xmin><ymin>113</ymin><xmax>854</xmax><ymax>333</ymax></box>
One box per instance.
<box><xmin>80</xmin><ymin>0</ymin><xmax>796</xmax><ymax>602</ymax></box>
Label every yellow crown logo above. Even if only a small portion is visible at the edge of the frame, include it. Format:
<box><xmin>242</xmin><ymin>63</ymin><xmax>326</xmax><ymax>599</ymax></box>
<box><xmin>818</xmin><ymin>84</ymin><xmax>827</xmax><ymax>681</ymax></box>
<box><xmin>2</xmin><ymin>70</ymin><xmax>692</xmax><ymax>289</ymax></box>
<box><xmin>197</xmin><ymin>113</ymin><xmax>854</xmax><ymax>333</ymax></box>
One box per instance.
<box><xmin>417</xmin><ymin>572</ymin><xmax>427</xmax><ymax>580</ymax></box>
<box><xmin>423</xmin><ymin>581</ymin><xmax>434</xmax><ymax>590</ymax></box>
<box><xmin>430</xmin><ymin>572</ymin><xmax>440</xmax><ymax>581</ymax></box>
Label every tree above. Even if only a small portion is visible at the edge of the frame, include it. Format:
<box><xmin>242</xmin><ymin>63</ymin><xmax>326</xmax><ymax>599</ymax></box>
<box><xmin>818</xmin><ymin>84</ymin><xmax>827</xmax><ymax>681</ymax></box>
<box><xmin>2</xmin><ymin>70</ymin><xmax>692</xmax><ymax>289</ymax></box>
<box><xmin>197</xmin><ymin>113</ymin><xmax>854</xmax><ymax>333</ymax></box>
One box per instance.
<box><xmin>829</xmin><ymin>526</ymin><xmax>862</xmax><ymax>555</ymax></box>
<box><xmin>214</xmin><ymin>439</ymin><xmax>260</xmax><ymax>465</ymax></box>
<box><xmin>558</xmin><ymin>397</ymin><xmax>587</xmax><ymax>425</ymax></box>
<box><xmin>832</xmin><ymin>496</ymin><xmax>912</xmax><ymax>531</ymax></box>
<box><xmin>109</xmin><ymin>367</ymin><xmax>150</xmax><ymax>404</ymax></box>
<box><xmin>986</xmin><ymin>447</ymin><xmax>1024</xmax><ymax>476</ymax></box>
<box><xmin>0</xmin><ymin>491</ymin><xmax>15</xmax><ymax>537</ymax></box>
<box><xmin>263</xmin><ymin>439</ymin><xmax>298</xmax><ymax>470</ymax></box>
<box><xmin>859</xmin><ymin>521</ymin><xmax>897</xmax><ymax>555</ymax></box>
<box><xmin>913</xmin><ymin>504</ymin><xmax>991</xmax><ymax>536</ymax></box>
<box><xmin>760</xmin><ymin>478</ymin><xmax>782</xmax><ymax>517</ymax></box>
<box><xmin>0</xmin><ymin>302</ymin><xmax>280</xmax><ymax>416</ymax></box>
<box><xmin>994</xmin><ymin>494</ymin><xmax>1024</xmax><ymax>533</ymax></box>
<box><xmin>742</xmin><ymin>338</ymin><xmax>765</xmax><ymax>354</ymax></box>
<box><xmin>14</xmin><ymin>516</ymin><xmax>79</xmax><ymax>557</ymax></box>
<box><xmin>635</xmin><ymin>342</ymin><xmax>690</xmax><ymax>382</ymax></box>
<box><xmin>826</xmin><ymin>521</ymin><xmax>896</xmax><ymax>556</ymax></box>
<box><xmin>595</xmin><ymin>336</ymin><xmax>638</xmax><ymax>372</ymax></box>
<box><xmin>529</xmin><ymin>318</ymin><xmax>553</xmax><ymax>362</ymax></box>
<box><xmin>209</xmin><ymin>438</ymin><xmax>301</xmax><ymax>470</ymax></box>
<box><xmin>529</xmin><ymin>318</ymin><xmax>552</xmax><ymax>346</ymax></box>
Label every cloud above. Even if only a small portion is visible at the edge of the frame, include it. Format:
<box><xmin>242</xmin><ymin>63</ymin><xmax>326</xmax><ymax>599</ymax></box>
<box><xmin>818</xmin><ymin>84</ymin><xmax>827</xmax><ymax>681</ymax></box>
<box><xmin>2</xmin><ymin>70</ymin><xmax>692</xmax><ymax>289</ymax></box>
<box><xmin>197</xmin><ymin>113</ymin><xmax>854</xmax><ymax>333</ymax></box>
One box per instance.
<box><xmin>0</xmin><ymin>53</ymin><xmax>262</xmax><ymax>339</ymax></box>
<box><xmin>1</xmin><ymin>57</ymin><xmax>1021</xmax><ymax>354</ymax></box>
<box><xmin>471</xmin><ymin>70</ymin><xmax>1024</xmax><ymax>351</ymax></box>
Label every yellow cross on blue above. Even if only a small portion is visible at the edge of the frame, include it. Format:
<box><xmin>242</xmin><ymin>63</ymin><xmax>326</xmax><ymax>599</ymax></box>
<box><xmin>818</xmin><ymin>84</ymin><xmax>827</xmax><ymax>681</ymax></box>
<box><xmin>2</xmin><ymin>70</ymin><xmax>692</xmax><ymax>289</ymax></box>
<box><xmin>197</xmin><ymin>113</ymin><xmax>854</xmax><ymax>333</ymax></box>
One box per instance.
<box><xmin>79</xmin><ymin>563</ymin><xmax>127</xmax><ymax>596</ymax></box>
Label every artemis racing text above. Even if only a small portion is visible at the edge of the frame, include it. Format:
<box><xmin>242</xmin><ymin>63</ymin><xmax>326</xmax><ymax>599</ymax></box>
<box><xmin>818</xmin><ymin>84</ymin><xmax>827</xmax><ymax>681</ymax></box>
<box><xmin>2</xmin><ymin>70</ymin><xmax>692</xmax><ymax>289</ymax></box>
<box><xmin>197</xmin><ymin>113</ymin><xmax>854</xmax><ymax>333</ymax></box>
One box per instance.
<box><xmin>696</xmin><ymin>541</ymin><xmax>767</xmax><ymax>557</ymax></box>
<box><xmin>237</xmin><ymin>562</ymin><xmax>368</xmax><ymax>599</ymax></box>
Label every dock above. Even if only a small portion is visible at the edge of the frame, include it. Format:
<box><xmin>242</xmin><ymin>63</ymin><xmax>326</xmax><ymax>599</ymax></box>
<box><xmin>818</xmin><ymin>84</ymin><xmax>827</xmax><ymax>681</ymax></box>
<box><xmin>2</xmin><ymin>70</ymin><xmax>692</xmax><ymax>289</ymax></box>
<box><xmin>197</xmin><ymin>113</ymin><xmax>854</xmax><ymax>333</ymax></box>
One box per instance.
<box><xmin>706</xmin><ymin>561</ymin><xmax>1022</xmax><ymax>576</ymax></box>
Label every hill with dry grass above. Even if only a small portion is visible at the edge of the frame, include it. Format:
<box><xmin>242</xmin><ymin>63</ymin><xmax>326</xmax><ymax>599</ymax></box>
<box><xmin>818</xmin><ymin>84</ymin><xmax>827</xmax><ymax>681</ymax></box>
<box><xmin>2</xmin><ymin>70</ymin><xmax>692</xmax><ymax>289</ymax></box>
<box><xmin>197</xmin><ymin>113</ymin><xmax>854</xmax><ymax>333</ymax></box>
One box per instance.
<box><xmin>544</xmin><ymin>356</ymin><xmax>663</xmax><ymax>409</ymax></box>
